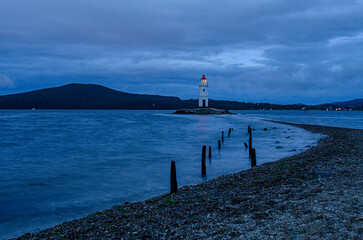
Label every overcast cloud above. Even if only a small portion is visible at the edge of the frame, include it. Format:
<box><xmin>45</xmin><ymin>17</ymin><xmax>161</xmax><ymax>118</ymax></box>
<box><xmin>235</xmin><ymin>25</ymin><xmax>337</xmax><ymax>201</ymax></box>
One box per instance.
<box><xmin>0</xmin><ymin>0</ymin><xmax>362</xmax><ymax>104</ymax></box>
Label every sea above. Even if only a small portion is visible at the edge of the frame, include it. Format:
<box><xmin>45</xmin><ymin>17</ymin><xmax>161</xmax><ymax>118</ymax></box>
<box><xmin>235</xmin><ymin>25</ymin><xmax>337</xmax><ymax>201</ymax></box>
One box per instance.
<box><xmin>0</xmin><ymin>110</ymin><xmax>362</xmax><ymax>239</ymax></box>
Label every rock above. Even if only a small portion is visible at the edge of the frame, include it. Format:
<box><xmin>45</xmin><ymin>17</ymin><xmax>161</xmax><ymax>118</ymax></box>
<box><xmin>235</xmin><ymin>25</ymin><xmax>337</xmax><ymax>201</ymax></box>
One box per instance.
<box><xmin>313</xmin><ymin>168</ymin><xmax>334</xmax><ymax>179</ymax></box>
<box><xmin>173</xmin><ymin>108</ymin><xmax>234</xmax><ymax>115</ymax></box>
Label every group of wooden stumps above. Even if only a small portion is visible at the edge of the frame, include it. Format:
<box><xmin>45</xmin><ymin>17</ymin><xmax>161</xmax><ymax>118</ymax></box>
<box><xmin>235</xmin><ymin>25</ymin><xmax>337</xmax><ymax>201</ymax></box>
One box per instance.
<box><xmin>170</xmin><ymin>125</ymin><xmax>257</xmax><ymax>194</ymax></box>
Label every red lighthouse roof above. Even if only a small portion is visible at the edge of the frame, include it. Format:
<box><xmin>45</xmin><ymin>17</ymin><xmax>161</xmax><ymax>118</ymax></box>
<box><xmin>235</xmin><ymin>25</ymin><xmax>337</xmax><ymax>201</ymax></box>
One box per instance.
<box><xmin>201</xmin><ymin>74</ymin><xmax>207</xmax><ymax>82</ymax></box>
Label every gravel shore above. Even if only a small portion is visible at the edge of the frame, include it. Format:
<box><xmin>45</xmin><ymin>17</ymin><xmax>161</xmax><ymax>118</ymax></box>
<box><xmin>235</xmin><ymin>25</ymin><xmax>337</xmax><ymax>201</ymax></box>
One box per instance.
<box><xmin>14</xmin><ymin>122</ymin><xmax>362</xmax><ymax>239</ymax></box>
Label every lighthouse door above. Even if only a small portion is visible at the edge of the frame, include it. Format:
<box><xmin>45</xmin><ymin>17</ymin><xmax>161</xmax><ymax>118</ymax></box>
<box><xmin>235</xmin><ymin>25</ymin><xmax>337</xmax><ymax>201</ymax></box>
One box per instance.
<box><xmin>202</xmin><ymin>100</ymin><xmax>206</xmax><ymax>108</ymax></box>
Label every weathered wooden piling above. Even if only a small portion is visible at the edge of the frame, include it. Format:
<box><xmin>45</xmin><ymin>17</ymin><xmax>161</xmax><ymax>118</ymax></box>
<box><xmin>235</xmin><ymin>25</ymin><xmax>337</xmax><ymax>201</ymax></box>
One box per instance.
<box><xmin>248</xmin><ymin>126</ymin><xmax>252</xmax><ymax>155</ymax></box>
<box><xmin>222</xmin><ymin>131</ymin><xmax>224</xmax><ymax>142</ymax></box>
<box><xmin>251</xmin><ymin>148</ymin><xmax>256</xmax><ymax>167</ymax></box>
<box><xmin>218</xmin><ymin>140</ymin><xmax>221</xmax><ymax>149</ymax></box>
<box><xmin>244</xmin><ymin>142</ymin><xmax>248</xmax><ymax>148</ymax></box>
<box><xmin>209</xmin><ymin>146</ymin><xmax>212</xmax><ymax>158</ymax></box>
<box><xmin>201</xmin><ymin>145</ymin><xmax>206</xmax><ymax>177</ymax></box>
<box><xmin>228</xmin><ymin>128</ymin><xmax>231</xmax><ymax>137</ymax></box>
<box><xmin>249</xmin><ymin>137</ymin><xmax>252</xmax><ymax>155</ymax></box>
<box><xmin>170</xmin><ymin>161</ymin><xmax>178</xmax><ymax>194</ymax></box>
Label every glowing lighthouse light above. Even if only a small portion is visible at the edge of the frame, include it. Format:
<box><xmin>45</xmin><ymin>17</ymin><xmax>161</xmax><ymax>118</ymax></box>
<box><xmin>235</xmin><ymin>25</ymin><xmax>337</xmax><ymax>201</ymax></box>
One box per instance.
<box><xmin>199</xmin><ymin>74</ymin><xmax>208</xmax><ymax>108</ymax></box>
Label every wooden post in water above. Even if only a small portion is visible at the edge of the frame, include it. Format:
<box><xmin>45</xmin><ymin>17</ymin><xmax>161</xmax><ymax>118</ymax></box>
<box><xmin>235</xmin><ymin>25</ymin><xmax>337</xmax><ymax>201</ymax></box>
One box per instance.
<box><xmin>209</xmin><ymin>146</ymin><xmax>212</xmax><ymax>158</ymax></box>
<box><xmin>201</xmin><ymin>145</ymin><xmax>206</xmax><ymax>177</ymax></box>
<box><xmin>218</xmin><ymin>140</ymin><xmax>221</xmax><ymax>149</ymax></box>
<box><xmin>228</xmin><ymin>128</ymin><xmax>231</xmax><ymax>137</ymax></box>
<box><xmin>249</xmin><ymin>136</ymin><xmax>252</xmax><ymax>155</ymax></box>
<box><xmin>222</xmin><ymin>131</ymin><xmax>224</xmax><ymax>142</ymax></box>
<box><xmin>248</xmin><ymin>126</ymin><xmax>252</xmax><ymax>155</ymax></box>
<box><xmin>251</xmin><ymin>148</ymin><xmax>256</xmax><ymax>167</ymax></box>
<box><xmin>170</xmin><ymin>161</ymin><xmax>178</xmax><ymax>194</ymax></box>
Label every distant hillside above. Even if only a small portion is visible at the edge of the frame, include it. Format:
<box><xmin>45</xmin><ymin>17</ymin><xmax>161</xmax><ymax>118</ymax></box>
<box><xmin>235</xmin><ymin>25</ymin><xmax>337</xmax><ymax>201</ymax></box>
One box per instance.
<box><xmin>329</xmin><ymin>99</ymin><xmax>363</xmax><ymax>107</ymax></box>
<box><xmin>306</xmin><ymin>98</ymin><xmax>363</xmax><ymax>110</ymax></box>
<box><xmin>0</xmin><ymin>84</ymin><xmax>189</xmax><ymax>109</ymax></box>
<box><xmin>1</xmin><ymin>83</ymin><xmax>359</xmax><ymax>110</ymax></box>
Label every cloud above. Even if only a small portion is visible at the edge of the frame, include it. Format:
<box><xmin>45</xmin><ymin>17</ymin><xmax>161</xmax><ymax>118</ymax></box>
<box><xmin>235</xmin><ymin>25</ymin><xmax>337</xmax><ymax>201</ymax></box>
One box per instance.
<box><xmin>0</xmin><ymin>74</ymin><xmax>14</xmax><ymax>88</ymax></box>
<box><xmin>209</xmin><ymin>62</ymin><xmax>363</xmax><ymax>104</ymax></box>
<box><xmin>0</xmin><ymin>0</ymin><xmax>362</xmax><ymax>103</ymax></box>
<box><xmin>328</xmin><ymin>32</ymin><xmax>363</xmax><ymax>46</ymax></box>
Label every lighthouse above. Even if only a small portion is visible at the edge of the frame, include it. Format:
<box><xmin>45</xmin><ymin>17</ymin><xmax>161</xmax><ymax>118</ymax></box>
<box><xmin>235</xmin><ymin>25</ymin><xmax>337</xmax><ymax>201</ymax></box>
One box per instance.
<box><xmin>199</xmin><ymin>74</ymin><xmax>208</xmax><ymax>108</ymax></box>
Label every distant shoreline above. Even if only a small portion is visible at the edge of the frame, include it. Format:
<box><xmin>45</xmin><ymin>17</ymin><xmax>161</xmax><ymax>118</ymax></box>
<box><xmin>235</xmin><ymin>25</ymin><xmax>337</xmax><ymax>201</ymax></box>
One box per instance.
<box><xmin>1</xmin><ymin>83</ymin><xmax>361</xmax><ymax>111</ymax></box>
<box><xmin>14</xmin><ymin>121</ymin><xmax>362</xmax><ymax>239</ymax></box>
<box><xmin>0</xmin><ymin>108</ymin><xmax>362</xmax><ymax>111</ymax></box>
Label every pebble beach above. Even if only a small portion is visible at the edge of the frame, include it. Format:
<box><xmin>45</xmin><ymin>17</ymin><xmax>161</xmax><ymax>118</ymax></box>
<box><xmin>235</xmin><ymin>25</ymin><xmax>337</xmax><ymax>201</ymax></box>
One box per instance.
<box><xmin>14</xmin><ymin>121</ymin><xmax>362</xmax><ymax>239</ymax></box>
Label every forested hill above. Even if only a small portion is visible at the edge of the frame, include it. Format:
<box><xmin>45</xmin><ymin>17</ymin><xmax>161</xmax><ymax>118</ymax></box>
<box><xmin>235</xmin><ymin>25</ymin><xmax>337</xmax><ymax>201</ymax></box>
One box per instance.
<box><xmin>0</xmin><ymin>84</ymin><xmax>184</xmax><ymax>109</ymax></box>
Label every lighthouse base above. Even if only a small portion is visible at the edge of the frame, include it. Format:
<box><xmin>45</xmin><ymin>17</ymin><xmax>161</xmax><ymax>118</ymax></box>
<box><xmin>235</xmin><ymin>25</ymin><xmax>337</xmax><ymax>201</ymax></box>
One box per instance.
<box><xmin>173</xmin><ymin>108</ymin><xmax>233</xmax><ymax>115</ymax></box>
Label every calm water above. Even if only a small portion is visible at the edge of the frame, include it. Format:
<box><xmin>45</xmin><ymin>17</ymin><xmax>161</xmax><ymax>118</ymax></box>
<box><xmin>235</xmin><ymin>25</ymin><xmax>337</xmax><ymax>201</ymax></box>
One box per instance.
<box><xmin>236</xmin><ymin>110</ymin><xmax>363</xmax><ymax>130</ymax></box>
<box><xmin>0</xmin><ymin>110</ymin><xmax>360</xmax><ymax>239</ymax></box>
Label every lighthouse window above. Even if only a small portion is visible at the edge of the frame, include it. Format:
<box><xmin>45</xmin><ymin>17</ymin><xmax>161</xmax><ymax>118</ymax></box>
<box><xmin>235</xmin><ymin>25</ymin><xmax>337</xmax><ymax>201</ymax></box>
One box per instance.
<box><xmin>203</xmin><ymin>89</ymin><xmax>205</xmax><ymax>92</ymax></box>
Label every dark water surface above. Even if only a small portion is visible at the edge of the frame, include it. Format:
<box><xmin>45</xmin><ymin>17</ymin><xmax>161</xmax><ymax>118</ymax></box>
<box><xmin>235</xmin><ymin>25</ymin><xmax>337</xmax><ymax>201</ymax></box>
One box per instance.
<box><xmin>236</xmin><ymin>110</ymin><xmax>363</xmax><ymax>129</ymax></box>
<box><xmin>1</xmin><ymin>110</ymin><xmax>348</xmax><ymax>239</ymax></box>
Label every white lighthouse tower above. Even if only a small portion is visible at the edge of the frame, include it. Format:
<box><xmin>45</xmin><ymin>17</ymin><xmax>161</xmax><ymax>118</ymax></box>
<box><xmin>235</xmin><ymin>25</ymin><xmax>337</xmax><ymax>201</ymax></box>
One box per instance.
<box><xmin>199</xmin><ymin>74</ymin><xmax>208</xmax><ymax>108</ymax></box>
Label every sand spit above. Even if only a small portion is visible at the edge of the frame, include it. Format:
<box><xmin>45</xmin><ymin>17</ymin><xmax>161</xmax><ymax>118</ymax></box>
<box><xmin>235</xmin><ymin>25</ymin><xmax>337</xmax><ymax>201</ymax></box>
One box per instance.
<box><xmin>14</xmin><ymin>122</ymin><xmax>362</xmax><ymax>239</ymax></box>
<box><xmin>173</xmin><ymin>108</ymin><xmax>233</xmax><ymax>115</ymax></box>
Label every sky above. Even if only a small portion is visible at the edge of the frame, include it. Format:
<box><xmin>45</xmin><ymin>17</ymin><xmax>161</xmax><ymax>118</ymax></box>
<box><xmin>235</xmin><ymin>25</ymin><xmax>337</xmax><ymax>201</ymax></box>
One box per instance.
<box><xmin>0</xmin><ymin>0</ymin><xmax>362</xmax><ymax>104</ymax></box>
